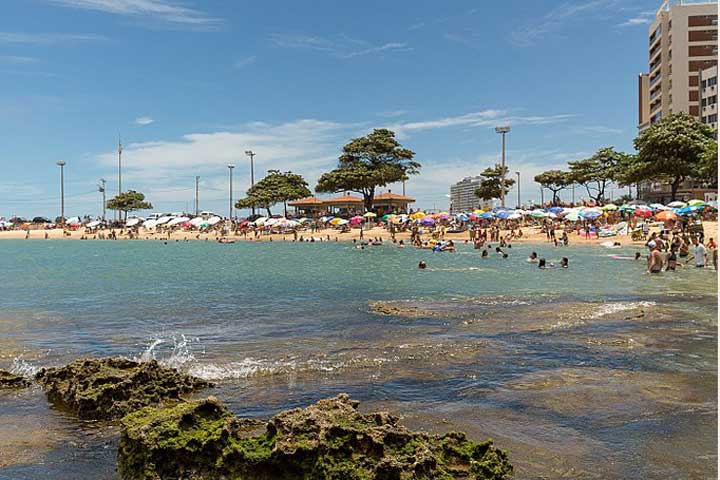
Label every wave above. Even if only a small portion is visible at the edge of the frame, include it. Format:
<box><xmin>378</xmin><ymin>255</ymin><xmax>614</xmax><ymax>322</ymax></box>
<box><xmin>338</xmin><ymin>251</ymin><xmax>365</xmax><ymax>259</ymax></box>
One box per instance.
<box><xmin>10</xmin><ymin>357</ymin><xmax>41</xmax><ymax>378</ymax></box>
<box><xmin>587</xmin><ymin>301</ymin><xmax>656</xmax><ymax>319</ymax></box>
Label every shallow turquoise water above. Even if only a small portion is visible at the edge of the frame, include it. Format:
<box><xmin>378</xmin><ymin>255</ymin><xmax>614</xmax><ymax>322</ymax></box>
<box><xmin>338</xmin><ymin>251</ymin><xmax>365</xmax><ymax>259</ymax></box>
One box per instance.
<box><xmin>0</xmin><ymin>239</ymin><xmax>717</xmax><ymax>479</ymax></box>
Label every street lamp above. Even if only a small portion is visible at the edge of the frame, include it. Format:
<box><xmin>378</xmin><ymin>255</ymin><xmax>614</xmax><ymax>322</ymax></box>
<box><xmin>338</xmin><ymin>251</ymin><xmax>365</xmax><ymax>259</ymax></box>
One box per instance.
<box><xmin>495</xmin><ymin>125</ymin><xmax>511</xmax><ymax>208</ymax></box>
<box><xmin>56</xmin><ymin>161</ymin><xmax>66</xmax><ymax>226</ymax></box>
<box><xmin>245</xmin><ymin>150</ymin><xmax>256</xmax><ymax>216</ymax></box>
<box><xmin>515</xmin><ymin>171</ymin><xmax>520</xmax><ymax>208</ymax></box>
<box><xmin>228</xmin><ymin>164</ymin><xmax>235</xmax><ymax>225</ymax></box>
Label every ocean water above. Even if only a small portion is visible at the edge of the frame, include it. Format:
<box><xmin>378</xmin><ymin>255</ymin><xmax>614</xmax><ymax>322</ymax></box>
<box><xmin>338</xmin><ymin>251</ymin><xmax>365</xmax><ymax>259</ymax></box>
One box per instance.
<box><xmin>0</xmin><ymin>239</ymin><xmax>717</xmax><ymax>479</ymax></box>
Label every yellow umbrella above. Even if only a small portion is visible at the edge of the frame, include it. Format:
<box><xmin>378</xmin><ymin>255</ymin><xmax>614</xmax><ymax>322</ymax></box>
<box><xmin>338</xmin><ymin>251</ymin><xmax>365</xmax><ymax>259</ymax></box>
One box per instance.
<box><xmin>329</xmin><ymin>217</ymin><xmax>343</xmax><ymax>225</ymax></box>
<box><xmin>410</xmin><ymin>212</ymin><xmax>426</xmax><ymax>219</ymax></box>
<box><xmin>363</xmin><ymin>212</ymin><xmax>377</xmax><ymax>218</ymax></box>
<box><xmin>473</xmin><ymin>209</ymin><xmax>485</xmax><ymax>215</ymax></box>
<box><xmin>438</xmin><ymin>211</ymin><xmax>450</xmax><ymax>216</ymax></box>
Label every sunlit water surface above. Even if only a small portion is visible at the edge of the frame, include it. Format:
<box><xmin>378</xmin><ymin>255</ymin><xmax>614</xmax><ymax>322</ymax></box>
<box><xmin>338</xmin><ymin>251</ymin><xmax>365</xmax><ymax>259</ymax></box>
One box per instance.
<box><xmin>0</xmin><ymin>239</ymin><xmax>716</xmax><ymax>479</ymax></box>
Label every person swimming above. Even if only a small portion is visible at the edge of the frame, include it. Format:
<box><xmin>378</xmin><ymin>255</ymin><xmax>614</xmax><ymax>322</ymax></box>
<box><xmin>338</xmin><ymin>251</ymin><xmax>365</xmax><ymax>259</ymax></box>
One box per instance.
<box><xmin>528</xmin><ymin>252</ymin><xmax>538</xmax><ymax>263</ymax></box>
<box><xmin>418</xmin><ymin>261</ymin><xmax>427</xmax><ymax>269</ymax></box>
<box><xmin>560</xmin><ymin>257</ymin><xmax>568</xmax><ymax>268</ymax></box>
<box><xmin>538</xmin><ymin>258</ymin><xmax>547</xmax><ymax>269</ymax></box>
<box><xmin>481</xmin><ymin>249</ymin><xmax>488</xmax><ymax>258</ymax></box>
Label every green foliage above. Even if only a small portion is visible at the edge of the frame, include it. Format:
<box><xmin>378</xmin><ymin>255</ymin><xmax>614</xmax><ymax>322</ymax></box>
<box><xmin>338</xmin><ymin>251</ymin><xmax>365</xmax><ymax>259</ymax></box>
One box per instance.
<box><xmin>106</xmin><ymin>190</ymin><xmax>153</xmax><ymax>214</ymax></box>
<box><xmin>534</xmin><ymin>169</ymin><xmax>572</xmax><ymax>205</ymax></box>
<box><xmin>316</xmin><ymin>129</ymin><xmax>419</xmax><ymax>210</ymax></box>
<box><xmin>698</xmin><ymin>139</ymin><xmax>718</xmax><ymax>186</ymax></box>
<box><xmin>633</xmin><ymin>113</ymin><xmax>716</xmax><ymax>200</ymax></box>
<box><xmin>568</xmin><ymin>147</ymin><xmax>628</xmax><ymax>203</ymax></box>
<box><xmin>236</xmin><ymin>170</ymin><xmax>311</xmax><ymax>216</ymax></box>
<box><xmin>474</xmin><ymin>165</ymin><xmax>515</xmax><ymax>202</ymax></box>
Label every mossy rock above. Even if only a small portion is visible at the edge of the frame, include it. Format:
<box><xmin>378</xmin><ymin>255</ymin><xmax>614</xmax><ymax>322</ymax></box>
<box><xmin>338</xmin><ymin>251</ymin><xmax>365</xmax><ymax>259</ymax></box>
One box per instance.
<box><xmin>118</xmin><ymin>393</ymin><xmax>513</xmax><ymax>479</ymax></box>
<box><xmin>35</xmin><ymin>357</ymin><xmax>211</xmax><ymax>420</ymax></box>
<box><xmin>0</xmin><ymin>369</ymin><xmax>30</xmax><ymax>389</ymax></box>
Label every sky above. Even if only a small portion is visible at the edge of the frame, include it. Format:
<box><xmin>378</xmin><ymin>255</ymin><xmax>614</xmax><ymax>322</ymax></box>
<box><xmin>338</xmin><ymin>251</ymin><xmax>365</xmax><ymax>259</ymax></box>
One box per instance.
<box><xmin>1</xmin><ymin>0</ymin><xmax>665</xmax><ymax>218</ymax></box>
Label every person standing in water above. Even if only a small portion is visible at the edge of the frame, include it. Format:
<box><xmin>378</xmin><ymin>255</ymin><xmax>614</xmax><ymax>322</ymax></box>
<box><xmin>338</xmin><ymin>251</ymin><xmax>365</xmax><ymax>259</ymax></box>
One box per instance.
<box><xmin>647</xmin><ymin>244</ymin><xmax>664</xmax><ymax>274</ymax></box>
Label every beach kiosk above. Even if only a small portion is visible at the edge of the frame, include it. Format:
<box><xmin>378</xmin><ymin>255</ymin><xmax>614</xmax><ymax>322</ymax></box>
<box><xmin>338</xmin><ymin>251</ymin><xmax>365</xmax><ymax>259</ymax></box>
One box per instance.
<box><xmin>371</xmin><ymin>191</ymin><xmax>415</xmax><ymax>215</ymax></box>
<box><xmin>323</xmin><ymin>193</ymin><xmax>364</xmax><ymax>216</ymax></box>
<box><xmin>288</xmin><ymin>196</ymin><xmax>325</xmax><ymax>216</ymax></box>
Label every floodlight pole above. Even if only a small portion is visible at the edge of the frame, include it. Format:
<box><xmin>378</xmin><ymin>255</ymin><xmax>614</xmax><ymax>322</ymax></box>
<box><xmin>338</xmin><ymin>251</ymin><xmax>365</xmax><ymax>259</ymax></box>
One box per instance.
<box><xmin>245</xmin><ymin>150</ymin><xmax>256</xmax><ymax>216</ymax></box>
<box><xmin>57</xmin><ymin>161</ymin><xmax>66</xmax><ymax>226</ymax></box>
<box><xmin>495</xmin><ymin>126</ymin><xmax>511</xmax><ymax>208</ymax></box>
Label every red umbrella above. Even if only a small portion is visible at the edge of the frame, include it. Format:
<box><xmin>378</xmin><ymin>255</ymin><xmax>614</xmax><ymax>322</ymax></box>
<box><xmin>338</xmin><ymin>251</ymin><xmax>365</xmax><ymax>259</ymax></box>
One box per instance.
<box><xmin>634</xmin><ymin>208</ymin><xmax>652</xmax><ymax>218</ymax></box>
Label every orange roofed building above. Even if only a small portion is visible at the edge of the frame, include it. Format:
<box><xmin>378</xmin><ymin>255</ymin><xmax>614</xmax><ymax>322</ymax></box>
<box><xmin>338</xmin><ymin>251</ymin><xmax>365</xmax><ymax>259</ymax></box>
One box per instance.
<box><xmin>288</xmin><ymin>191</ymin><xmax>415</xmax><ymax>216</ymax></box>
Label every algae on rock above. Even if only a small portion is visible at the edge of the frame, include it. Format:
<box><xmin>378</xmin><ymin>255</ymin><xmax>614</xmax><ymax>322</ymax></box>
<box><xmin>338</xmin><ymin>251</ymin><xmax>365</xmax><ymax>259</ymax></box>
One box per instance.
<box><xmin>118</xmin><ymin>393</ymin><xmax>513</xmax><ymax>480</ymax></box>
<box><xmin>0</xmin><ymin>369</ymin><xmax>30</xmax><ymax>389</ymax></box>
<box><xmin>35</xmin><ymin>357</ymin><xmax>211</xmax><ymax>420</ymax></box>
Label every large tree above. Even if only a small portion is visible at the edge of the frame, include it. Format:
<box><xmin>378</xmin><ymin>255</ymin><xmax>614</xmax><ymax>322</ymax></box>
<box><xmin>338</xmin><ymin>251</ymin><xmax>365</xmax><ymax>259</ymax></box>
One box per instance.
<box><xmin>316</xmin><ymin>129</ymin><xmax>419</xmax><ymax>211</ymax></box>
<box><xmin>568</xmin><ymin>147</ymin><xmax>627</xmax><ymax>204</ymax></box>
<box><xmin>106</xmin><ymin>190</ymin><xmax>152</xmax><ymax>220</ymax></box>
<box><xmin>534</xmin><ymin>169</ymin><xmax>572</xmax><ymax>205</ymax></box>
<box><xmin>474</xmin><ymin>165</ymin><xmax>515</xmax><ymax>204</ymax></box>
<box><xmin>236</xmin><ymin>170</ymin><xmax>311</xmax><ymax>217</ymax></box>
<box><xmin>633</xmin><ymin>112</ymin><xmax>716</xmax><ymax>200</ymax></box>
<box><xmin>698</xmin><ymin>139</ymin><xmax>718</xmax><ymax>187</ymax></box>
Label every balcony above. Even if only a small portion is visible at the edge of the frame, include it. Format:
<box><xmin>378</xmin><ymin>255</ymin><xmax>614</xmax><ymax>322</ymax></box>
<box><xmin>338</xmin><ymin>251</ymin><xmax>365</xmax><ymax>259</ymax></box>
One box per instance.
<box><xmin>650</xmin><ymin>88</ymin><xmax>662</xmax><ymax>101</ymax></box>
<box><xmin>650</xmin><ymin>73</ymin><xmax>662</xmax><ymax>86</ymax></box>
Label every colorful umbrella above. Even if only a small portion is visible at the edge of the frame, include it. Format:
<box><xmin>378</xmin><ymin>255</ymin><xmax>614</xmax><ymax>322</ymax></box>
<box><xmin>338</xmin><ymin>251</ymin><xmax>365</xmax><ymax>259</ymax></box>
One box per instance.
<box><xmin>601</xmin><ymin>204</ymin><xmax>618</xmax><ymax>211</ymax></box>
<box><xmin>381</xmin><ymin>214</ymin><xmax>396</xmax><ymax>221</ymax></box>
<box><xmin>363</xmin><ymin>212</ymin><xmax>377</xmax><ymax>218</ymax></box>
<box><xmin>581</xmin><ymin>210</ymin><xmax>602</xmax><ymax>219</ymax></box>
<box><xmin>655</xmin><ymin>210</ymin><xmax>677</xmax><ymax>221</ymax></box>
<box><xmin>667</xmin><ymin>201</ymin><xmax>687</xmax><ymax>208</ymax></box>
<box><xmin>496</xmin><ymin>210</ymin><xmax>511</xmax><ymax>219</ymax></box>
<box><xmin>420</xmin><ymin>217</ymin><xmax>436</xmax><ymax>226</ymax></box>
<box><xmin>349</xmin><ymin>216</ymin><xmax>364</xmax><ymax>225</ymax></box>
<box><xmin>531</xmin><ymin>210</ymin><xmax>548</xmax><ymax>218</ymax></box>
<box><xmin>548</xmin><ymin>206</ymin><xmax>564</xmax><ymax>214</ymax></box>
<box><xmin>634</xmin><ymin>208</ymin><xmax>652</xmax><ymax>218</ymax></box>
<box><xmin>688</xmin><ymin>199</ymin><xmax>705</xmax><ymax>207</ymax></box>
<box><xmin>410</xmin><ymin>211</ymin><xmax>426</xmax><ymax>219</ymax></box>
<box><xmin>619</xmin><ymin>204</ymin><xmax>635</xmax><ymax>212</ymax></box>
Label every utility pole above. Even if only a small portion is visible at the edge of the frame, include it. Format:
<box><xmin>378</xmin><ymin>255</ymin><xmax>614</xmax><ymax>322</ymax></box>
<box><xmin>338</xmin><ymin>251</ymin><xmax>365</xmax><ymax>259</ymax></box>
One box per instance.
<box><xmin>495</xmin><ymin>126</ymin><xmax>511</xmax><ymax>208</ymax></box>
<box><xmin>56</xmin><ymin>161</ymin><xmax>66</xmax><ymax>226</ymax></box>
<box><xmin>195</xmin><ymin>176</ymin><xmax>200</xmax><ymax>216</ymax></box>
<box><xmin>515</xmin><ymin>171</ymin><xmax>520</xmax><ymax>208</ymax></box>
<box><xmin>540</xmin><ymin>186</ymin><xmax>544</xmax><ymax>206</ymax></box>
<box><xmin>228</xmin><ymin>164</ymin><xmax>235</xmax><ymax>226</ymax></box>
<box><xmin>402</xmin><ymin>179</ymin><xmax>406</xmax><ymax>196</ymax></box>
<box><xmin>98</xmin><ymin>178</ymin><xmax>106</xmax><ymax>221</ymax></box>
<box><xmin>245</xmin><ymin>150</ymin><xmax>256</xmax><ymax>216</ymax></box>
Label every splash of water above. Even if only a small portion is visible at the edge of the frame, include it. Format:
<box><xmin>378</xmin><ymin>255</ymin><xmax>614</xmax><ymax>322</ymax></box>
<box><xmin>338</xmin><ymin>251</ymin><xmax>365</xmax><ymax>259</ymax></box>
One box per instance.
<box><xmin>10</xmin><ymin>357</ymin><xmax>40</xmax><ymax>378</ymax></box>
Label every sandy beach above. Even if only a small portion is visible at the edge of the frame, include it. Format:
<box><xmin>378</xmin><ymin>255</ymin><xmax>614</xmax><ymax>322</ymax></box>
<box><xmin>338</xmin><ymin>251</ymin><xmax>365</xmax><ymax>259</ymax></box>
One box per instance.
<box><xmin>2</xmin><ymin>221</ymin><xmax>717</xmax><ymax>247</ymax></box>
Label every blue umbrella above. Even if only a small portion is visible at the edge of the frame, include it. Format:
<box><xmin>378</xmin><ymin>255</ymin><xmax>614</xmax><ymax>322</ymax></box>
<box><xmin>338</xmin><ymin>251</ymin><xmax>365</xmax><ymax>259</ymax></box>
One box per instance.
<box><xmin>495</xmin><ymin>210</ymin><xmax>511</xmax><ymax>219</ymax></box>
<box><xmin>677</xmin><ymin>205</ymin><xmax>704</xmax><ymax>215</ymax></box>
<box><xmin>455</xmin><ymin>213</ymin><xmax>470</xmax><ymax>221</ymax></box>
<box><xmin>479</xmin><ymin>212</ymin><xmax>494</xmax><ymax>219</ymax></box>
<box><xmin>581</xmin><ymin>210</ymin><xmax>602</xmax><ymax>219</ymax></box>
<box><xmin>548</xmin><ymin>206</ymin><xmax>564</xmax><ymax>214</ymax></box>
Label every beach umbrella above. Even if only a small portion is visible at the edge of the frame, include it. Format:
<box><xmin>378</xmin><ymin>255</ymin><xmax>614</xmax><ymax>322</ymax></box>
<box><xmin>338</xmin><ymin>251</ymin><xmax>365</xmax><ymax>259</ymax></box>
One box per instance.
<box><xmin>677</xmin><ymin>205</ymin><xmax>704</xmax><ymax>215</ymax></box>
<box><xmin>86</xmin><ymin>220</ymin><xmax>103</xmax><ymax>228</ymax></box>
<box><xmin>650</xmin><ymin>203</ymin><xmax>669</xmax><ymax>211</ymax></box>
<box><xmin>707</xmin><ymin>200</ymin><xmax>718</xmax><ymax>209</ymax></box>
<box><xmin>473</xmin><ymin>209</ymin><xmax>485</xmax><ymax>215</ymax></box>
<box><xmin>455</xmin><ymin>213</ymin><xmax>469</xmax><ymax>221</ymax></box>
<box><xmin>548</xmin><ymin>206</ymin><xmax>564</xmax><ymax>214</ymax></box>
<box><xmin>628</xmin><ymin>199</ymin><xmax>648</xmax><ymax>206</ymax></box>
<box><xmin>438</xmin><ymin>211</ymin><xmax>450</xmax><ymax>216</ymax></box>
<box><xmin>634</xmin><ymin>208</ymin><xmax>652</xmax><ymax>218</ymax></box>
<box><xmin>479</xmin><ymin>212</ymin><xmax>494</xmax><ymax>219</ymax></box>
<box><xmin>507</xmin><ymin>212</ymin><xmax>522</xmax><ymax>220</ymax></box>
<box><xmin>581</xmin><ymin>210</ymin><xmax>602</xmax><ymax>219</ymax></box>
<box><xmin>601</xmin><ymin>204</ymin><xmax>618</xmax><ymax>211</ymax></box>
<box><xmin>126</xmin><ymin>217</ymin><xmax>144</xmax><ymax>227</ymax></box>
<box><xmin>495</xmin><ymin>210</ymin><xmax>510</xmax><ymax>219</ymax></box>
<box><xmin>688</xmin><ymin>199</ymin><xmax>705</xmax><ymax>207</ymax></box>
<box><xmin>420</xmin><ymin>217</ymin><xmax>436</xmax><ymax>226</ymax></box>
<box><xmin>410</xmin><ymin>211</ymin><xmax>426</xmax><ymax>219</ymax></box>
<box><xmin>363</xmin><ymin>212</ymin><xmax>377</xmax><ymax>218</ymax></box>
<box><xmin>547</xmin><ymin>212</ymin><xmax>558</xmax><ymax>219</ymax></box>
<box><xmin>531</xmin><ymin>210</ymin><xmax>548</xmax><ymax>218</ymax></box>
<box><xmin>207</xmin><ymin>216</ymin><xmax>222</xmax><ymax>226</ymax></box>
<box><xmin>565</xmin><ymin>212</ymin><xmax>580</xmax><ymax>222</ymax></box>
<box><xmin>655</xmin><ymin>210</ymin><xmax>677</xmax><ymax>221</ymax></box>
<box><xmin>167</xmin><ymin>216</ymin><xmax>190</xmax><ymax>227</ymax></box>
<box><xmin>381</xmin><ymin>214</ymin><xmax>395</xmax><ymax>221</ymax></box>
<box><xmin>619</xmin><ymin>204</ymin><xmax>635</xmax><ymax>212</ymax></box>
<box><xmin>329</xmin><ymin>217</ymin><xmax>343</xmax><ymax>225</ymax></box>
<box><xmin>667</xmin><ymin>201</ymin><xmax>687</xmax><ymax>208</ymax></box>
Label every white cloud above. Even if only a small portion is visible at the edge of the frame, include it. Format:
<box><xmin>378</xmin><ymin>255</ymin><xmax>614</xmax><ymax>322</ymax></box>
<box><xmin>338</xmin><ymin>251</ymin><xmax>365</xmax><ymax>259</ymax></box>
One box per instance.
<box><xmin>135</xmin><ymin>116</ymin><xmax>154</xmax><ymax>126</ymax></box>
<box><xmin>510</xmin><ymin>0</ymin><xmax>620</xmax><ymax>46</ymax></box>
<box><xmin>378</xmin><ymin>110</ymin><xmax>408</xmax><ymax>118</ymax></box>
<box><xmin>270</xmin><ymin>33</ymin><xmax>410</xmax><ymax>59</ymax></box>
<box><xmin>234</xmin><ymin>55</ymin><xmax>256</xmax><ymax>69</ymax></box>
<box><xmin>45</xmin><ymin>0</ymin><xmax>219</xmax><ymax>28</ymax></box>
<box><xmin>0</xmin><ymin>55</ymin><xmax>38</xmax><ymax>64</ymax></box>
<box><xmin>617</xmin><ymin>11</ymin><xmax>655</xmax><ymax>27</ymax></box>
<box><xmin>0</xmin><ymin>32</ymin><xmax>107</xmax><ymax>44</ymax></box>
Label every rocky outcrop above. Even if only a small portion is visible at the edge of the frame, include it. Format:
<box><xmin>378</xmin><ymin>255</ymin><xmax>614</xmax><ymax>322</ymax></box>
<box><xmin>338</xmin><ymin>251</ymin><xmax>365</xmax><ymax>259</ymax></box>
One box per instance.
<box><xmin>118</xmin><ymin>393</ymin><xmax>513</xmax><ymax>480</ymax></box>
<box><xmin>35</xmin><ymin>357</ymin><xmax>211</xmax><ymax>420</ymax></box>
<box><xmin>0</xmin><ymin>369</ymin><xmax>30</xmax><ymax>389</ymax></box>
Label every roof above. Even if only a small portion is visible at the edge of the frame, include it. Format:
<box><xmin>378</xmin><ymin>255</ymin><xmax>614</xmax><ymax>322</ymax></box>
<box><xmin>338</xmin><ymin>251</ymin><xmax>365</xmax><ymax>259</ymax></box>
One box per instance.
<box><xmin>288</xmin><ymin>196</ymin><xmax>324</xmax><ymax>206</ymax></box>
<box><xmin>323</xmin><ymin>194</ymin><xmax>364</xmax><ymax>204</ymax></box>
<box><xmin>373</xmin><ymin>192</ymin><xmax>416</xmax><ymax>202</ymax></box>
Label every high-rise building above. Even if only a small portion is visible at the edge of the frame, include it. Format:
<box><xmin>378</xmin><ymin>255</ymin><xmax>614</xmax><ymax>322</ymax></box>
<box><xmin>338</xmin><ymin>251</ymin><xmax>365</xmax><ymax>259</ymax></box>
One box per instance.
<box><xmin>638</xmin><ymin>0</ymin><xmax>718</xmax><ymax>130</ymax></box>
<box><xmin>450</xmin><ymin>176</ymin><xmax>483</xmax><ymax>212</ymax></box>
<box><xmin>700</xmin><ymin>64</ymin><xmax>718</xmax><ymax>129</ymax></box>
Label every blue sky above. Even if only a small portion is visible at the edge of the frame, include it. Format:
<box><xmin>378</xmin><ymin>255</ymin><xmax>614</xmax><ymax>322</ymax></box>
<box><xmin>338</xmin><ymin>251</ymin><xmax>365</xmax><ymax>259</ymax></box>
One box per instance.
<box><xmin>1</xmin><ymin>0</ymin><xmax>663</xmax><ymax>218</ymax></box>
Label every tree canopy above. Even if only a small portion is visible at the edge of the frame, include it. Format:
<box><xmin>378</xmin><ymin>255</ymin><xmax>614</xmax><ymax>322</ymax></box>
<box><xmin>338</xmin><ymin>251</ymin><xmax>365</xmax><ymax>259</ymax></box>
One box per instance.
<box><xmin>534</xmin><ymin>169</ymin><xmax>572</xmax><ymax>205</ymax></box>
<box><xmin>474</xmin><ymin>165</ymin><xmax>515</xmax><ymax>203</ymax></box>
<box><xmin>316</xmin><ymin>129</ymin><xmax>419</xmax><ymax>211</ymax></box>
<box><xmin>106</xmin><ymin>190</ymin><xmax>152</xmax><ymax>218</ymax></box>
<box><xmin>633</xmin><ymin>113</ymin><xmax>716</xmax><ymax>200</ymax></box>
<box><xmin>568</xmin><ymin>147</ymin><xmax>628</xmax><ymax>204</ymax></box>
<box><xmin>235</xmin><ymin>170</ymin><xmax>311</xmax><ymax>217</ymax></box>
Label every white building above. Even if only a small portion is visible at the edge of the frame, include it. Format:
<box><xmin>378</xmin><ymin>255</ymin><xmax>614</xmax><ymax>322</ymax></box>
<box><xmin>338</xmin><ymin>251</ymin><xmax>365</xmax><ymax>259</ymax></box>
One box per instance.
<box><xmin>450</xmin><ymin>176</ymin><xmax>483</xmax><ymax>212</ymax></box>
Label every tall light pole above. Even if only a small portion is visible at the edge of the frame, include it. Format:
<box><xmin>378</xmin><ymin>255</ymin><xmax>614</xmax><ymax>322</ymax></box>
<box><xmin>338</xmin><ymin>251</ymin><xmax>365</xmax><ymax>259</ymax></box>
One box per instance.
<box><xmin>245</xmin><ymin>150</ymin><xmax>256</xmax><ymax>216</ymax></box>
<box><xmin>56</xmin><ymin>161</ymin><xmax>66</xmax><ymax>226</ymax></box>
<box><xmin>195</xmin><ymin>176</ymin><xmax>200</xmax><ymax>216</ymax></box>
<box><xmin>515</xmin><ymin>171</ymin><xmax>520</xmax><ymax>208</ymax></box>
<box><xmin>228</xmin><ymin>164</ymin><xmax>235</xmax><ymax>225</ymax></box>
<box><xmin>495</xmin><ymin>126</ymin><xmax>511</xmax><ymax>208</ymax></box>
<box><xmin>117</xmin><ymin>135</ymin><xmax>123</xmax><ymax>222</ymax></box>
<box><xmin>98</xmin><ymin>178</ymin><xmax>106</xmax><ymax>221</ymax></box>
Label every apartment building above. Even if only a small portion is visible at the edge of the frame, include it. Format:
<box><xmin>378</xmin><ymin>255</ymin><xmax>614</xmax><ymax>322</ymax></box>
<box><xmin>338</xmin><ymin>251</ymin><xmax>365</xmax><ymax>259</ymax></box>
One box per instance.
<box><xmin>700</xmin><ymin>64</ymin><xmax>718</xmax><ymax>129</ymax></box>
<box><xmin>638</xmin><ymin>0</ymin><xmax>718</xmax><ymax>130</ymax></box>
<box><xmin>449</xmin><ymin>176</ymin><xmax>483</xmax><ymax>212</ymax></box>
